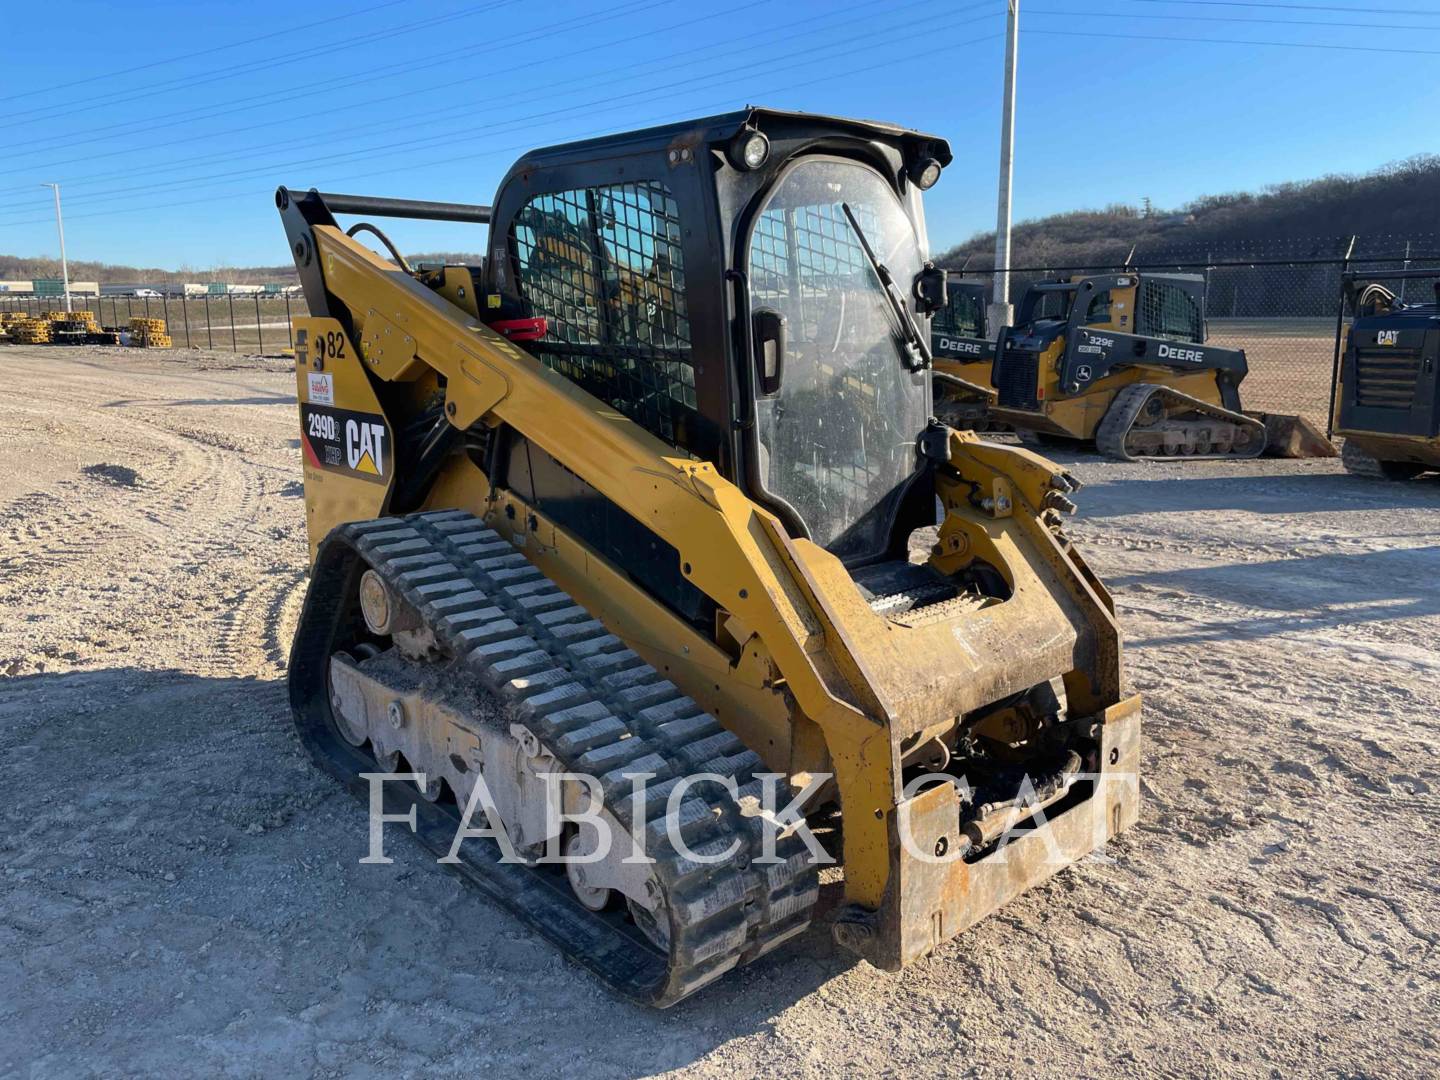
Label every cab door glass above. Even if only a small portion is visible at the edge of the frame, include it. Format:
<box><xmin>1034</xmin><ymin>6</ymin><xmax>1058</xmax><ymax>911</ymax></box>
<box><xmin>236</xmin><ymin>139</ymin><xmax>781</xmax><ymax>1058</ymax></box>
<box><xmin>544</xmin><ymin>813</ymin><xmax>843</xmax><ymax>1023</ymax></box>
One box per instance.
<box><xmin>935</xmin><ymin>286</ymin><xmax>985</xmax><ymax>337</ymax></box>
<box><xmin>1083</xmin><ymin>289</ymin><xmax>1113</xmax><ymax>327</ymax></box>
<box><xmin>745</xmin><ymin>158</ymin><xmax>929</xmax><ymax>562</ymax></box>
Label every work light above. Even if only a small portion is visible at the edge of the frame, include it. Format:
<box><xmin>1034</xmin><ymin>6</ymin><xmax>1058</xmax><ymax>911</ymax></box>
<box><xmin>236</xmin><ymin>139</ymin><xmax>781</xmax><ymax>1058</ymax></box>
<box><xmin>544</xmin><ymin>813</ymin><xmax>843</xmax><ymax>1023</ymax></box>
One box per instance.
<box><xmin>728</xmin><ymin>130</ymin><xmax>771</xmax><ymax>171</ymax></box>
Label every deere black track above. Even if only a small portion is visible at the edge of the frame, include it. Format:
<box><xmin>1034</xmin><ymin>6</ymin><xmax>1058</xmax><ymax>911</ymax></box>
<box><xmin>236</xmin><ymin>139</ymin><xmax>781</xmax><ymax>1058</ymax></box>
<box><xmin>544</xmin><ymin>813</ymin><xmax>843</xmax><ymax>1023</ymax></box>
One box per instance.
<box><xmin>1095</xmin><ymin>382</ymin><xmax>1267</xmax><ymax>461</ymax></box>
<box><xmin>289</xmin><ymin>510</ymin><xmax>818</xmax><ymax>1006</ymax></box>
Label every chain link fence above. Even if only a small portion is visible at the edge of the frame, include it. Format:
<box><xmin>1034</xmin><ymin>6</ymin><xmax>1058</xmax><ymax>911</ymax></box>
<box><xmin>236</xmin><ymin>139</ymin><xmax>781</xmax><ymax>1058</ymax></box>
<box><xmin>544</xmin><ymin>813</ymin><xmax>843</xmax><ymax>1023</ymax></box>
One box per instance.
<box><xmin>3</xmin><ymin>236</ymin><xmax>1439</xmax><ymax>433</ymax></box>
<box><xmin>948</xmin><ymin>235</ymin><xmax>1440</xmax><ymax>431</ymax></box>
<box><xmin>0</xmin><ymin>292</ymin><xmax>305</xmax><ymax>355</ymax></box>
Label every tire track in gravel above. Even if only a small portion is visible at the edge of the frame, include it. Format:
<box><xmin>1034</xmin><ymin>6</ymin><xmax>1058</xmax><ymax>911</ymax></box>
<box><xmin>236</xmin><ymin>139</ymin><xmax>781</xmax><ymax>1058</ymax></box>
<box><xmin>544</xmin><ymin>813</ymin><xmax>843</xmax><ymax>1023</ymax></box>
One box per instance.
<box><xmin>208</xmin><ymin>567</ymin><xmax>309</xmax><ymax>676</ymax></box>
<box><xmin>83</xmin><ymin>406</ymin><xmax>300</xmax><ymax>679</ymax></box>
<box><xmin>0</xmin><ymin>351</ymin><xmax>304</xmax><ymax>679</ymax></box>
<box><xmin>0</xmin><ymin>486</ymin><xmax>108</xmax><ymax>576</ymax></box>
<box><xmin>0</xmin><ymin>397</ymin><xmax>235</xmax><ymax>569</ymax></box>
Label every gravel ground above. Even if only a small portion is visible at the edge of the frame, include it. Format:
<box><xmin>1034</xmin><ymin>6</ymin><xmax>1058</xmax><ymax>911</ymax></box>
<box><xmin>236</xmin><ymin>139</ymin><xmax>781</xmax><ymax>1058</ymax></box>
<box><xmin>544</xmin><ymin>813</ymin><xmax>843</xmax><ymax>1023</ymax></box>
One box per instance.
<box><xmin>2</xmin><ymin>346</ymin><xmax>1437</xmax><ymax>1078</ymax></box>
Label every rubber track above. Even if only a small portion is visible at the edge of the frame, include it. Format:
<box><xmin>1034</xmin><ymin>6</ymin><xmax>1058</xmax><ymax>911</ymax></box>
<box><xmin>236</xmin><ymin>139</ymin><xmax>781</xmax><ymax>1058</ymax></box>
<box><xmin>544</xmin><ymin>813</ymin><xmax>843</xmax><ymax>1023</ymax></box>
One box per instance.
<box><xmin>1095</xmin><ymin>382</ymin><xmax>1268</xmax><ymax>461</ymax></box>
<box><xmin>290</xmin><ymin>510</ymin><xmax>818</xmax><ymax>1007</ymax></box>
<box><xmin>1340</xmin><ymin>439</ymin><xmax>1395</xmax><ymax>479</ymax></box>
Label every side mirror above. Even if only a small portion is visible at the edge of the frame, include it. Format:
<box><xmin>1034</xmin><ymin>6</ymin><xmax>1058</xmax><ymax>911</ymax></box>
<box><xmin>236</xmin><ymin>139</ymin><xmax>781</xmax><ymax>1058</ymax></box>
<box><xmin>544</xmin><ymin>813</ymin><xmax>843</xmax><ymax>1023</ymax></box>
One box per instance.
<box><xmin>913</xmin><ymin>262</ymin><xmax>947</xmax><ymax>317</ymax></box>
<box><xmin>752</xmin><ymin>308</ymin><xmax>787</xmax><ymax>397</ymax></box>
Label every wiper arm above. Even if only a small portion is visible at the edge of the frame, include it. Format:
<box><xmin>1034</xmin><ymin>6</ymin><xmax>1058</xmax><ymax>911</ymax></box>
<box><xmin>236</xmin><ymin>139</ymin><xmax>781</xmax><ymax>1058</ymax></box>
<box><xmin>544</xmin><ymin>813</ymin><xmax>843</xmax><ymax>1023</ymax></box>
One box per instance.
<box><xmin>841</xmin><ymin>202</ymin><xmax>931</xmax><ymax>372</ymax></box>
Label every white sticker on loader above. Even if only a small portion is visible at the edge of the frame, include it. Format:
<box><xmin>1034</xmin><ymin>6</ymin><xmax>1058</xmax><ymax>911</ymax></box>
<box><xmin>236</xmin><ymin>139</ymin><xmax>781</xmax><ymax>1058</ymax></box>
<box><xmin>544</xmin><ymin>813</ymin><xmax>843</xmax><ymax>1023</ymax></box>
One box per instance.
<box><xmin>307</xmin><ymin>372</ymin><xmax>335</xmax><ymax>405</ymax></box>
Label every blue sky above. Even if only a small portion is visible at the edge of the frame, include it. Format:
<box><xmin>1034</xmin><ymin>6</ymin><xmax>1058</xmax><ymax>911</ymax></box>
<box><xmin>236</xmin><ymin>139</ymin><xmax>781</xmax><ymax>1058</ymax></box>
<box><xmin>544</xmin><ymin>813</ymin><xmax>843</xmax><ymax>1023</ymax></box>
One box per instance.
<box><xmin>0</xmin><ymin>0</ymin><xmax>1436</xmax><ymax>270</ymax></box>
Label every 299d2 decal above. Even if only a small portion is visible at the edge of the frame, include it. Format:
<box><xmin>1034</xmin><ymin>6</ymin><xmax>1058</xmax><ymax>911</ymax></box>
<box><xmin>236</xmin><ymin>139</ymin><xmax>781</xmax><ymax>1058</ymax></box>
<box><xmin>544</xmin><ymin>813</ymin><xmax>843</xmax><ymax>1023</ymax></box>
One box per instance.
<box><xmin>300</xmin><ymin>404</ymin><xmax>392</xmax><ymax>482</ymax></box>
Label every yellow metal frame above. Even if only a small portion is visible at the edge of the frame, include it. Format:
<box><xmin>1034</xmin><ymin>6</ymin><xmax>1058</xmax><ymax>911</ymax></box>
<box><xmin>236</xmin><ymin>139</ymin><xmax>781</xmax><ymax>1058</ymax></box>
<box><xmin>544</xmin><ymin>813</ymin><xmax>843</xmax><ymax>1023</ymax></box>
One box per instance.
<box><xmin>993</xmin><ymin>348</ymin><xmax>1228</xmax><ymax>440</ymax></box>
<box><xmin>932</xmin><ymin>356</ymin><xmax>995</xmax><ymax>395</ymax></box>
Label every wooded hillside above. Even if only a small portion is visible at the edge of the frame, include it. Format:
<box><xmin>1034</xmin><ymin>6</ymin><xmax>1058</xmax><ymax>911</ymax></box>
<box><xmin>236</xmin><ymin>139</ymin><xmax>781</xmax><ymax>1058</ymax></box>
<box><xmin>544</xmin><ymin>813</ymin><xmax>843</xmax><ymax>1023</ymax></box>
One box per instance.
<box><xmin>938</xmin><ymin>155</ymin><xmax>1440</xmax><ymax>269</ymax></box>
<box><xmin>6</xmin><ymin>157</ymin><xmax>1438</xmax><ymax>281</ymax></box>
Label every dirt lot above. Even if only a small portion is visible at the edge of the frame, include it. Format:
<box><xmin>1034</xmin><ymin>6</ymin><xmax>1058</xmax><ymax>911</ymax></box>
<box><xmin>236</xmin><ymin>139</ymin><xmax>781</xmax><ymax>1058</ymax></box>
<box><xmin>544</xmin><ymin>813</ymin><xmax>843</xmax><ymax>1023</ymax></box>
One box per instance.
<box><xmin>2</xmin><ymin>346</ymin><xmax>1437</xmax><ymax>1078</ymax></box>
<box><xmin>1207</xmin><ymin>317</ymin><xmax>1336</xmax><ymax>429</ymax></box>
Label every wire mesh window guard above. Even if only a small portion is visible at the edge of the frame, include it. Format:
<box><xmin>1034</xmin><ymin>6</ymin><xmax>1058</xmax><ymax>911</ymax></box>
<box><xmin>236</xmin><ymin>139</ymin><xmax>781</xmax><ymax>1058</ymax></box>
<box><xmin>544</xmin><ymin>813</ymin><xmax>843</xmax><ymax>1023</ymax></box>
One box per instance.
<box><xmin>512</xmin><ymin>181</ymin><xmax>695</xmax><ymax>447</ymax></box>
<box><xmin>1138</xmin><ymin>278</ymin><xmax>1204</xmax><ymax>343</ymax></box>
<box><xmin>749</xmin><ymin>200</ymin><xmax>883</xmax><ymax>343</ymax></box>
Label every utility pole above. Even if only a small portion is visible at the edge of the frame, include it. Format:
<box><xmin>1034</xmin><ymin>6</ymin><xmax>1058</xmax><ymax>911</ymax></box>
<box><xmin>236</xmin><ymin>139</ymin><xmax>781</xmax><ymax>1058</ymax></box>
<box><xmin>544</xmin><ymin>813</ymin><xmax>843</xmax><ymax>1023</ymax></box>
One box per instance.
<box><xmin>988</xmin><ymin>0</ymin><xmax>1019</xmax><ymax>339</ymax></box>
<box><xmin>41</xmin><ymin>183</ymin><xmax>72</xmax><ymax>313</ymax></box>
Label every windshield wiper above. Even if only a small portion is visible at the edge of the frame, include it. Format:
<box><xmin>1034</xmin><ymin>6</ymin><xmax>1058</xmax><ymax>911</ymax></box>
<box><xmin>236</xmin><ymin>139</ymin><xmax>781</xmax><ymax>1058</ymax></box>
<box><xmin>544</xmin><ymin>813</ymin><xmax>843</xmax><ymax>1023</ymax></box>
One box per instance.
<box><xmin>841</xmin><ymin>202</ymin><xmax>931</xmax><ymax>372</ymax></box>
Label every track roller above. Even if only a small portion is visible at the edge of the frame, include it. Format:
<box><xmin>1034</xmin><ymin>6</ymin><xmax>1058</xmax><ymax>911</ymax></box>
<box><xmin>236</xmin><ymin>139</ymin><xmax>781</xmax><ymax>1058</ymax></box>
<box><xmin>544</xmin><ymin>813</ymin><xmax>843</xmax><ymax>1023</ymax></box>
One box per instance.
<box><xmin>288</xmin><ymin>510</ymin><xmax>819</xmax><ymax>1006</ymax></box>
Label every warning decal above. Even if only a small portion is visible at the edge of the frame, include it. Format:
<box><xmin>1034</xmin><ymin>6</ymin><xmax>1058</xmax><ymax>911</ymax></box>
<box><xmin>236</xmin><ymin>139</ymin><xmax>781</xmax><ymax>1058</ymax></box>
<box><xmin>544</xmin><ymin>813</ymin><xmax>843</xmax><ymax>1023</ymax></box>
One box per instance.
<box><xmin>300</xmin><ymin>404</ymin><xmax>392</xmax><ymax>484</ymax></box>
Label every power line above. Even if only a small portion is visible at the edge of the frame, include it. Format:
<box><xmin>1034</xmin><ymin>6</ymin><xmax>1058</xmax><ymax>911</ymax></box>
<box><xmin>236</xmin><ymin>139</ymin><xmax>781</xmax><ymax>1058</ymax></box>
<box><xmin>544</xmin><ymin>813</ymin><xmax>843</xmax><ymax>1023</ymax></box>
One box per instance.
<box><xmin>0</xmin><ymin>0</ymin><xmax>669</xmax><ymax>157</ymax></box>
<box><xmin>0</xmin><ymin>3</ymin><xmax>1002</xmax><ymax>224</ymax></box>
<box><xmin>0</xmin><ymin>0</ymin><xmax>771</xmax><ymax>200</ymax></box>
<box><xmin>0</xmin><ymin>28</ymin><xmax>1004</xmax><ymax>232</ymax></box>
<box><xmin>0</xmin><ymin>0</ymin><xmax>786</xmax><ymax>183</ymax></box>
<box><xmin>1022</xmin><ymin>26</ymin><xmax>1440</xmax><ymax>52</ymax></box>
<box><xmin>0</xmin><ymin>0</ymin><xmax>967</xmax><ymax>207</ymax></box>
<box><xmin>1028</xmin><ymin>5</ymin><xmax>1440</xmax><ymax>29</ymax></box>
<box><xmin>1121</xmin><ymin>0</ymin><xmax>1440</xmax><ymax>14</ymax></box>
<box><xmin>0</xmin><ymin>0</ymin><xmax>411</xmax><ymax>105</ymax></box>
<box><xmin>0</xmin><ymin>1</ymin><xmax>520</xmax><ymax>129</ymax></box>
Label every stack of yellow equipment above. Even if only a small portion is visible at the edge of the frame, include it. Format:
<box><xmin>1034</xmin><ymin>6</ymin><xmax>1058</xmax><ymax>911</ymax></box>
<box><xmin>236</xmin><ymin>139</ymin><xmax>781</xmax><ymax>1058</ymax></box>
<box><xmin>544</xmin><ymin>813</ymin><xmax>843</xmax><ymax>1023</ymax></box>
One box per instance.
<box><xmin>45</xmin><ymin>309</ymin><xmax>100</xmax><ymax>329</ymax></box>
<box><xmin>128</xmin><ymin>317</ymin><xmax>172</xmax><ymax>348</ymax></box>
<box><xmin>8</xmin><ymin>317</ymin><xmax>52</xmax><ymax>344</ymax></box>
<box><xmin>47</xmin><ymin>310</ymin><xmax>101</xmax><ymax>344</ymax></box>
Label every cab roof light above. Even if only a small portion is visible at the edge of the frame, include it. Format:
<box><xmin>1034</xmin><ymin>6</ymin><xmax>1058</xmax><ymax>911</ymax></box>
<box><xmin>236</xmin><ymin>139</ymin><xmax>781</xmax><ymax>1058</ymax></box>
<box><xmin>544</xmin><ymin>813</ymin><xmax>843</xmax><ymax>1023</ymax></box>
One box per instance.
<box><xmin>727</xmin><ymin>129</ymin><xmax>771</xmax><ymax>171</ymax></box>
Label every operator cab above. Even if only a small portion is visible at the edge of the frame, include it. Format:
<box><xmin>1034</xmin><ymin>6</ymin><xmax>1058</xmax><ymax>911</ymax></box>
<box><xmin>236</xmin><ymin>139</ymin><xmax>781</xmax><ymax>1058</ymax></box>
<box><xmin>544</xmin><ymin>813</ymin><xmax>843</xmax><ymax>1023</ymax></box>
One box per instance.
<box><xmin>1010</xmin><ymin>272</ymin><xmax>1206</xmax><ymax>340</ymax></box>
<box><xmin>994</xmin><ymin>272</ymin><xmax>1207</xmax><ymax>411</ymax></box>
<box><xmin>481</xmin><ymin>108</ymin><xmax>952</xmax><ymax>567</ymax></box>
<box><xmin>930</xmin><ymin>276</ymin><xmax>990</xmax><ymax>361</ymax></box>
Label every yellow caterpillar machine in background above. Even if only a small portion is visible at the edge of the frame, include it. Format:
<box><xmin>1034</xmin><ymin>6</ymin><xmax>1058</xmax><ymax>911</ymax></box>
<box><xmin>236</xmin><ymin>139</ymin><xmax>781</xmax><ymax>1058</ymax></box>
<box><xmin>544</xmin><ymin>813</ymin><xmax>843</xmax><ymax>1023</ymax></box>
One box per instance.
<box><xmin>988</xmin><ymin>272</ymin><xmax>1332</xmax><ymax>459</ymax></box>
<box><xmin>1332</xmin><ymin>269</ymin><xmax>1440</xmax><ymax>479</ymax></box>
<box><xmin>277</xmin><ymin>108</ymin><xmax>1140</xmax><ymax>1006</ymax></box>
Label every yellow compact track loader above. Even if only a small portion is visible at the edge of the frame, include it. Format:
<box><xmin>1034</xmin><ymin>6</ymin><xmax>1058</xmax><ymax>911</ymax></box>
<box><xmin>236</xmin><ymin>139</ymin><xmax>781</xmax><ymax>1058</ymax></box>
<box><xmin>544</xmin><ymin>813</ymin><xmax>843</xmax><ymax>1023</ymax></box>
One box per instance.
<box><xmin>1332</xmin><ymin>269</ymin><xmax>1440</xmax><ymax>479</ymax></box>
<box><xmin>988</xmin><ymin>272</ymin><xmax>1332</xmax><ymax>460</ymax></box>
<box><xmin>277</xmin><ymin>108</ymin><xmax>1140</xmax><ymax>1007</ymax></box>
